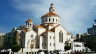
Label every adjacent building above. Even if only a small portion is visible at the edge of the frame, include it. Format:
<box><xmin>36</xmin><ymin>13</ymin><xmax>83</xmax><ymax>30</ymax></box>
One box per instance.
<box><xmin>0</xmin><ymin>33</ymin><xmax>5</xmax><ymax>49</ymax></box>
<box><xmin>71</xmin><ymin>42</ymin><xmax>85</xmax><ymax>52</ymax></box>
<box><xmin>87</xmin><ymin>20</ymin><xmax>96</xmax><ymax>35</ymax></box>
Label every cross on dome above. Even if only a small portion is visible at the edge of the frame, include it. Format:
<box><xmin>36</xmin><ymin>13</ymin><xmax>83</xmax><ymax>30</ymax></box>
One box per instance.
<box><xmin>50</xmin><ymin>3</ymin><xmax>54</xmax><ymax>7</ymax></box>
<box><xmin>49</xmin><ymin>3</ymin><xmax>55</xmax><ymax>13</ymax></box>
<box><xmin>41</xmin><ymin>3</ymin><xmax>60</xmax><ymax>18</ymax></box>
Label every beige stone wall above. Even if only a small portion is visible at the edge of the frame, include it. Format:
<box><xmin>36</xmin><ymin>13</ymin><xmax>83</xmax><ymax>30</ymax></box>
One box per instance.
<box><xmin>0</xmin><ymin>33</ymin><xmax>5</xmax><ymax>48</ymax></box>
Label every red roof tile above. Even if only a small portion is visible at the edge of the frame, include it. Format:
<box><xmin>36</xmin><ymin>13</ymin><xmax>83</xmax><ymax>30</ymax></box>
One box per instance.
<box><xmin>26</xmin><ymin>18</ymin><xmax>32</xmax><ymax>23</ymax></box>
<box><xmin>41</xmin><ymin>12</ymin><xmax>59</xmax><ymax>19</ymax></box>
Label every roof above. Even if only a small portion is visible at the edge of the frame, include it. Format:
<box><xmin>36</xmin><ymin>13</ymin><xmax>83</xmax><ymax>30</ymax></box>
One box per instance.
<box><xmin>48</xmin><ymin>24</ymin><xmax>54</xmax><ymax>26</ymax></box>
<box><xmin>23</xmin><ymin>29</ymin><xmax>29</xmax><ymax>33</ymax></box>
<box><xmin>34</xmin><ymin>25</ymin><xmax>44</xmax><ymax>28</ymax></box>
<box><xmin>45</xmin><ymin>30</ymin><xmax>53</xmax><ymax>33</ymax></box>
<box><xmin>41</xmin><ymin>12</ymin><xmax>59</xmax><ymax>19</ymax></box>
<box><xmin>26</xmin><ymin>18</ymin><xmax>32</xmax><ymax>23</ymax></box>
<box><xmin>50</xmin><ymin>24</ymin><xmax>60</xmax><ymax>32</ymax></box>
<box><xmin>39</xmin><ymin>24</ymin><xmax>60</xmax><ymax>36</ymax></box>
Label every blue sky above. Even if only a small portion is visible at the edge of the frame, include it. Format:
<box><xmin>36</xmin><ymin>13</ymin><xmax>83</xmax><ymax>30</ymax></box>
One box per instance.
<box><xmin>0</xmin><ymin>0</ymin><xmax>96</xmax><ymax>34</ymax></box>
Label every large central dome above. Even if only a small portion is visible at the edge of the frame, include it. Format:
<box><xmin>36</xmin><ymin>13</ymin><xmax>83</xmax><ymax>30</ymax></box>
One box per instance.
<box><xmin>41</xmin><ymin>3</ymin><xmax>60</xmax><ymax>26</ymax></box>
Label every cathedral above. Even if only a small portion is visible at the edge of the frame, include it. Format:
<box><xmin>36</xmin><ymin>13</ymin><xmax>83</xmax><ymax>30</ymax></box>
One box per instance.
<box><xmin>13</xmin><ymin>3</ymin><xmax>72</xmax><ymax>52</ymax></box>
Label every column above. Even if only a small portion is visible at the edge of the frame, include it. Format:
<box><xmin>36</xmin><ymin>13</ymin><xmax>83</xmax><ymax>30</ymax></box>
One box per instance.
<box><xmin>39</xmin><ymin>36</ymin><xmax>43</xmax><ymax>49</ymax></box>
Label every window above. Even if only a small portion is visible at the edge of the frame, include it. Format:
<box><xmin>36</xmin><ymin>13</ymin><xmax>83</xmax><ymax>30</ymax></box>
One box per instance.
<box><xmin>31</xmin><ymin>35</ymin><xmax>33</xmax><ymax>38</ymax></box>
<box><xmin>59</xmin><ymin>31</ymin><xmax>63</xmax><ymax>42</ymax></box>
<box><xmin>50</xmin><ymin>43</ymin><xmax>51</xmax><ymax>46</ymax></box>
<box><xmin>28</xmin><ymin>23</ymin><xmax>29</xmax><ymax>25</ymax></box>
<box><xmin>30</xmin><ymin>23</ymin><xmax>31</xmax><ymax>25</ymax></box>
<box><xmin>56</xmin><ymin>19</ymin><xmax>57</xmax><ymax>22</ymax></box>
<box><xmin>53</xmin><ymin>37</ymin><xmax>55</xmax><ymax>39</ymax></box>
<box><xmin>45</xmin><ymin>18</ymin><xmax>47</xmax><ymax>22</ymax></box>
<box><xmin>30</xmin><ymin>23</ymin><xmax>31</xmax><ymax>27</ymax></box>
<box><xmin>74</xmin><ymin>45</ymin><xmax>81</xmax><ymax>47</ymax></box>
<box><xmin>35</xmin><ymin>52</ymin><xmax>36</xmax><ymax>54</ymax></box>
<box><xmin>50</xmin><ymin>36</ymin><xmax>51</xmax><ymax>39</ymax></box>
<box><xmin>42</xmin><ymin>44</ymin><xmax>43</xmax><ymax>46</ymax></box>
<box><xmin>53</xmin><ymin>18</ymin><xmax>54</xmax><ymax>21</ymax></box>
<box><xmin>49</xmin><ymin>18</ymin><xmax>50</xmax><ymax>22</ymax></box>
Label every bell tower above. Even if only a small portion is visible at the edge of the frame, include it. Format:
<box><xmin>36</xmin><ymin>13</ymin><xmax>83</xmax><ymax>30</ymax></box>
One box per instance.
<box><xmin>25</xmin><ymin>18</ymin><xmax>33</xmax><ymax>31</ymax></box>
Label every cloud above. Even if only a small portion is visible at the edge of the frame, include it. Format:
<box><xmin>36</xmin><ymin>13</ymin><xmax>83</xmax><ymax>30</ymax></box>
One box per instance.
<box><xmin>11</xmin><ymin>0</ymin><xmax>96</xmax><ymax>34</ymax></box>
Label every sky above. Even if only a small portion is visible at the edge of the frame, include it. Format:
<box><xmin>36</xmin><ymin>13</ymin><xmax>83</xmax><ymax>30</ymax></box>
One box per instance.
<box><xmin>0</xmin><ymin>0</ymin><xmax>96</xmax><ymax>35</ymax></box>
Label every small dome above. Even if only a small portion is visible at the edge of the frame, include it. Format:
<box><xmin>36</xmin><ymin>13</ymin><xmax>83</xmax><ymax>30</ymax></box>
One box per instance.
<box><xmin>41</xmin><ymin>12</ymin><xmax>59</xmax><ymax>19</ymax></box>
<box><xmin>26</xmin><ymin>18</ymin><xmax>32</xmax><ymax>23</ymax></box>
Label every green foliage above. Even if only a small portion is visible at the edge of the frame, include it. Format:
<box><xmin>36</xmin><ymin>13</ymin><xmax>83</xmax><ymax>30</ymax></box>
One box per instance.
<box><xmin>81</xmin><ymin>34</ymin><xmax>96</xmax><ymax>51</ymax></box>
<box><xmin>84</xmin><ymin>38</ymin><xmax>96</xmax><ymax>51</ymax></box>
<box><xmin>4</xmin><ymin>31</ymin><xmax>17</xmax><ymax>49</ymax></box>
<box><xmin>12</xmin><ymin>31</ymin><xmax>17</xmax><ymax>43</ymax></box>
<box><xmin>64</xmin><ymin>45</ymin><xmax>71</xmax><ymax>51</ymax></box>
<box><xmin>11</xmin><ymin>44</ymin><xmax>21</xmax><ymax>52</ymax></box>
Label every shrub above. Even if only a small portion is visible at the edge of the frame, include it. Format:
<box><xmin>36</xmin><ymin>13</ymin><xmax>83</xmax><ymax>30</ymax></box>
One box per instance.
<box><xmin>11</xmin><ymin>44</ymin><xmax>21</xmax><ymax>52</ymax></box>
<box><xmin>64</xmin><ymin>46</ymin><xmax>71</xmax><ymax>51</ymax></box>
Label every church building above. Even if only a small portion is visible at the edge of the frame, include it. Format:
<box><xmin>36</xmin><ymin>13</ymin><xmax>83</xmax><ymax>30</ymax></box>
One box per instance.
<box><xmin>13</xmin><ymin>3</ymin><xmax>72</xmax><ymax>52</ymax></box>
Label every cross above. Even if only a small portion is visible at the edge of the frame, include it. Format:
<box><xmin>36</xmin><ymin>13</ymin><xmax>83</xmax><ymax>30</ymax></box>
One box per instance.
<box><xmin>51</xmin><ymin>3</ymin><xmax>54</xmax><ymax>7</ymax></box>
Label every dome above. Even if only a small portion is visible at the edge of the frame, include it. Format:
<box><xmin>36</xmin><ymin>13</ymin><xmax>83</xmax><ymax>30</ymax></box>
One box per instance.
<box><xmin>26</xmin><ymin>18</ymin><xmax>32</xmax><ymax>23</ymax></box>
<box><xmin>41</xmin><ymin>12</ymin><xmax>59</xmax><ymax>19</ymax></box>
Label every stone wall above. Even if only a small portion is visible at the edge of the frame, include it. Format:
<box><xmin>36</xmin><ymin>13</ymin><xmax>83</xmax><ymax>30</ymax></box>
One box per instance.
<box><xmin>14</xmin><ymin>52</ymin><xmax>26</xmax><ymax>54</ymax></box>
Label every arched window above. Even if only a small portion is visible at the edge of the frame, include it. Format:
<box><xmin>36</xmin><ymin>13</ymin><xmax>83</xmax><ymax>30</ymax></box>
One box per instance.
<box><xmin>45</xmin><ymin>18</ymin><xmax>47</xmax><ymax>22</ymax></box>
<box><xmin>28</xmin><ymin>23</ymin><xmax>29</xmax><ymax>25</ymax></box>
<box><xmin>56</xmin><ymin>19</ymin><xmax>57</xmax><ymax>22</ymax></box>
<box><xmin>49</xmin><ymin>18</ymin><xmax>50</xmax><ymax>22</ymax></box>
<box><xmin>30</xmin><ymin>23</ymin><xmax>31</xmax><ymax>25</ymax></box>
<box><xmin>59</xmin><ymin>31</ymin><xmax>63</xmax><ymax>42</ymax></box>
<box><xmin>53</xmin><ymin>18</ymin><xmax>54</xmax><ymax>22</ymax></box>
<box><xmin>30</xmin><ymin>23</ymin><xmax>31</xmax><ymax>27</ymax></box>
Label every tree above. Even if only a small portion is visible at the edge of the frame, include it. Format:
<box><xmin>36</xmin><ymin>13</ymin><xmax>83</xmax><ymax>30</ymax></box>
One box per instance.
<box><xmin>84</xmin><ymin>38</ymin><xmax>96</xmax><ymax>51</ymax></box>
<box><xmin>64</xmin><ymin>45</ymin><xmax>71</xmax><ymax>51</ymax></box>
<box><xmin>11</xmin><ymin>44</ymin><xmax>21</xmax><ymax>52</ymax></box>
<box><xmin>83</xmin><ymin>34</ymin><xmax>96</xmax><ymax>51</ymax></box>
